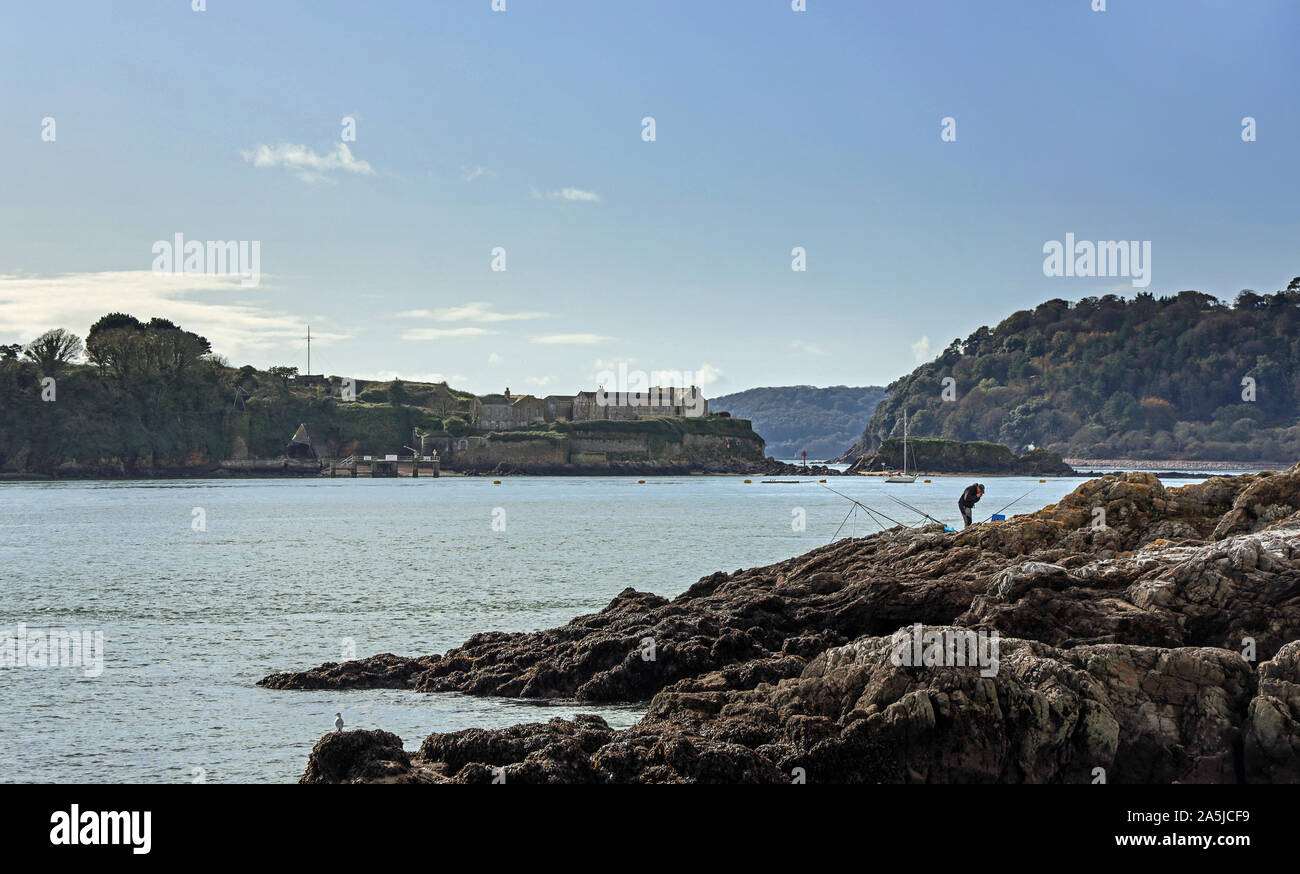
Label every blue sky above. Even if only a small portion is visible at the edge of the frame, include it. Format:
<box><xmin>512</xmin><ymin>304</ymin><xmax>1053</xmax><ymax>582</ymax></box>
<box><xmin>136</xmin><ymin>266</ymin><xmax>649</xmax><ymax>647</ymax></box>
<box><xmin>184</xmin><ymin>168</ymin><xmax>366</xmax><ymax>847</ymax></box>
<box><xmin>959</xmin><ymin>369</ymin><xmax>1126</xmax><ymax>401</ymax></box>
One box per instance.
<box><xmin>1</xmin><ymin>0</ymin><xmax>1296</xmax><ymax>396</ymax></box>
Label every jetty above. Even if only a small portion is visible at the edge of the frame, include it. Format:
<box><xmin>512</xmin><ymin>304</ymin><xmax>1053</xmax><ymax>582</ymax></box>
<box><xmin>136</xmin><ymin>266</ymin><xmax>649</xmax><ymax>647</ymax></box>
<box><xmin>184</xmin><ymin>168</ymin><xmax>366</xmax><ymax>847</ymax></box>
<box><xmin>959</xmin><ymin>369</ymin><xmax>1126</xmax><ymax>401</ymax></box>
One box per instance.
<box><xmin>328</xmin><ymin>454</ymin><xmax>440</xmax><ymax>478</ymax></box>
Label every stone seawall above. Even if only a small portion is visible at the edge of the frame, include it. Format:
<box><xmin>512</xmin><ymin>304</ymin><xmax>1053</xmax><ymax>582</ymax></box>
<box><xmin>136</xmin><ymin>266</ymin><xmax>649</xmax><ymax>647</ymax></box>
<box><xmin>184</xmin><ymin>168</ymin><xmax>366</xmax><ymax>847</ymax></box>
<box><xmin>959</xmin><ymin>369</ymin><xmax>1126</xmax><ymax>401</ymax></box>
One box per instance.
<box><xmin>445</xmin><ymin>429</ymin><xmax>764</xmax><ymax>473</ymax></box>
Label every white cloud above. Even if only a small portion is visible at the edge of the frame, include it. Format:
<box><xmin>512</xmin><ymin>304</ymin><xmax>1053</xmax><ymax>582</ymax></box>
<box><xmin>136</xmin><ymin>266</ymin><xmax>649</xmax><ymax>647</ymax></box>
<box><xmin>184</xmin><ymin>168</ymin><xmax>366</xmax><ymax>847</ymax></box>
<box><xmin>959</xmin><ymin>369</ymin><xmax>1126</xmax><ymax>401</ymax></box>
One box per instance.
<box><xmin>530</xmin><ymin>333</ymin><xmax>613</xmax><ymax>345</ymax></box>
<box><xmin>462</xmin><ymin>166</ymin><xmax>494</xmax><ymax>182</ymax></box>
<box><xmin>524</xmin><ymin>376</ymin><xmax>552</xmax><ymax>388</ymax></box>
<box><xmin>356</xmin><ymin>370</ymin><xmax>453</xmax><ymax>385</ymax></box>
<box><xmin>693</xmin><ymin>362</ymin><xmax>724</xmax><ymax>388</ymax></box>
<box><xmin>400</xmin><ymin>326</ymin><xmax>498</xmax><ymax>341</ymax></box>
<box><xmin>240</xmin><ymin>142</ymin><xmax>375</xmax><ymax>183</ymax></box>
<box><xmin>399</xmin><ymin>302</ymin><xmax>548</xmax><ymax>323</ymax></box>
<box><xmin>533</xmin><ymin>187</ymin><xmax>602</xmax><ymax>203</ymax></box>
<box><xmin>789</xmin><ymin>339</ymin><xmax>827</xmax><ymax>358</ymax></box>
<box><xmin>488</xmin><ymin>352</ymin><xmax>502</xmax><ymax>364</ymax></box>
<box><xmin>910</xmin><ymin>335</ymin><xmax>932</xmax><ymax>362</ymax></box>
<box><xmin>0</xmin><ymin>271</ymin><xmax>346</xmax><ymax>363</ymax></box>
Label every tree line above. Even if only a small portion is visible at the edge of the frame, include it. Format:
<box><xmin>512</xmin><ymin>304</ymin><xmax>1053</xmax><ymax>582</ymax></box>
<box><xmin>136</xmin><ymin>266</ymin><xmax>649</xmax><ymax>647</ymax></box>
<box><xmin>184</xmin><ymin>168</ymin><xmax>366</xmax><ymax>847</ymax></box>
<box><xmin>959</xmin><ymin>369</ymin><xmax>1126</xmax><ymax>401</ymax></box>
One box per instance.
<box><xmin>854</xmin><ymin>277</ymin><xmax>1300</xmax><ymax>462</ymax></box>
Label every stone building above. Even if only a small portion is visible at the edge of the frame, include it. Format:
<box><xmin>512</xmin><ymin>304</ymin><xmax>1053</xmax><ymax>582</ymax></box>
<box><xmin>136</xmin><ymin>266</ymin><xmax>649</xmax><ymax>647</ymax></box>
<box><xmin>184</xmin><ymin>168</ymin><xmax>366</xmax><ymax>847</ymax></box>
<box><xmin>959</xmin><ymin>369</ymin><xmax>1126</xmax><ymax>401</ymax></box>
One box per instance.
<box><xmin>572</xmin><ymin>386</ymin><xmax>708</xmax><ymax>420</ymax></box>
<box><xmin>476</xmin><ymin>386</ymin><xmax>708</xmax><ymax>430</ymax></box>
<box><xmin>544</xmin><ymin>395</ymin><xmax>574</xmax><ymax>421</ymax></box>
<box><xmin>571</xmin><ymin>391</ymin><xmax>601</xmax><ymax>421</ymax></box>
<box><xmin>478</xmin><ymin>390</ymin><xmax>547</xmax><ymax>430</ymax></box>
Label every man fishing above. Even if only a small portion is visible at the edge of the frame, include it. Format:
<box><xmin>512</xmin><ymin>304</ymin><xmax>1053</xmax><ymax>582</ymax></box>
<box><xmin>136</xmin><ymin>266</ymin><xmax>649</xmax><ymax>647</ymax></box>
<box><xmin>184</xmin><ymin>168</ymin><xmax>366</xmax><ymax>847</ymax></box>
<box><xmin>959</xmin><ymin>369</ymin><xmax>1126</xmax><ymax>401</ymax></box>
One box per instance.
<box><xmin>958</xmin><ymin>482</ymin><xmax>984</xmax><ymax>528</ymax></box>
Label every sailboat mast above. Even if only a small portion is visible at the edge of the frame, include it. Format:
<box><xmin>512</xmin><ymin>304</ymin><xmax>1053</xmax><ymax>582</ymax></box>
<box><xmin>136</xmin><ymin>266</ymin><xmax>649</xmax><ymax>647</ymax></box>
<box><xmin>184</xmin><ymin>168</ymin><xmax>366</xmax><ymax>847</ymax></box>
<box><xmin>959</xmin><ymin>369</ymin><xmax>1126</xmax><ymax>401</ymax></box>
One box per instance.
<box><xmin>902</xmin><ymin>407</ymin><xmax>908</xmax><ymax>475</ymax></box>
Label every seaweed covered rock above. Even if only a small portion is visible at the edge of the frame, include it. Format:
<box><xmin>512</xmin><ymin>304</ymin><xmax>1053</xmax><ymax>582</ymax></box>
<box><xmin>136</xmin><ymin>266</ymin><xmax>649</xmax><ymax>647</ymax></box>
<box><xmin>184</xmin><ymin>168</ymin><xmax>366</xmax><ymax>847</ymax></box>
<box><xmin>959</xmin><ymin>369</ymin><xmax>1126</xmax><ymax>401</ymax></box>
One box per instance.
<box><xmin>260</xmin><ymin>653</ymin><xmax>437</xmax><ymax>691</ymax></box>
<box><xmin>300</xmin><ymin>729</ymin><xmax>413</xmax><ymax>784</ymax></box>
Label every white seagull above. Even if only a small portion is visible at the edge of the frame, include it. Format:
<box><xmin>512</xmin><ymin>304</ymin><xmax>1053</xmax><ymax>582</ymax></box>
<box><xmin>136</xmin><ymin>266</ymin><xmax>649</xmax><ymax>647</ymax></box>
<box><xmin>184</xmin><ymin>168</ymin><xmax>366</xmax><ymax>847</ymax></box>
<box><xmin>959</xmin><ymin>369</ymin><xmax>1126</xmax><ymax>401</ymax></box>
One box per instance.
<box><xmin>334</xmin><ymin>712</ymin><xmax>344</xmax><ymax>732</ymax></box>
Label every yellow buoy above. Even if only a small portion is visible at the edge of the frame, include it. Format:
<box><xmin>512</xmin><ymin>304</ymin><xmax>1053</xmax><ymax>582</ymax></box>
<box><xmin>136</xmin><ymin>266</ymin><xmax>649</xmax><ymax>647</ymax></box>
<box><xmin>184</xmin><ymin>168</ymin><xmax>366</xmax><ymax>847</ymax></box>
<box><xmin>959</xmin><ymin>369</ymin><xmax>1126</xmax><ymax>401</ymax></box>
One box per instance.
<box><xmin>743</xmin><ymin>479</ymin><xmax>752</xmax><ymax>484</ymax></box>
<box><xmin>818</xmin><ymin>478</ymin><xmax>827</xmax><ymax>483</ymax></box>
<box><xmin>1039</xmin><ymin>479</ymin><xmax>1046</xmax><ymax>483</ymax></box>
<box><xmin>924</xmin><ymin>479</ymin><xmax>931</xmax><ymax>483</ymax></box>
<box><xmin>493</xmin><ymin>480</ymin><xmax>501</xmax><ymax>485</ymax></box>
<box><xmin>637</xmin><ymin>479</ymin><xmax>646</xmax><ymax>484</ymax></box>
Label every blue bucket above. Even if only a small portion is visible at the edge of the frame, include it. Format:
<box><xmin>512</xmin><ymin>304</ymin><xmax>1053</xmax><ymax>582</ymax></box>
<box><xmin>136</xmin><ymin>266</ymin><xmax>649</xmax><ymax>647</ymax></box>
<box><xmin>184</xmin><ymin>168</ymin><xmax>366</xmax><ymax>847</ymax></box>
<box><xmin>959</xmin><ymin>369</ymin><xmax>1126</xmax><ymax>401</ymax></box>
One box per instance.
<box><xmin>991</xmin><ymin>513</ymin><xmax>1006</xmax><ymax>521</ymax></box>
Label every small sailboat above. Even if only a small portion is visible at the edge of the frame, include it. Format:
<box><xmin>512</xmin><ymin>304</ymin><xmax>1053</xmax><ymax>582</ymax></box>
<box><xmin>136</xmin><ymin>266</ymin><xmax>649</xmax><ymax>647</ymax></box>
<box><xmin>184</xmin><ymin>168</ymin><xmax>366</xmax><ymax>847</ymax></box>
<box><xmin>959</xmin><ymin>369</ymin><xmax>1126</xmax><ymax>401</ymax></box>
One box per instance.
<box><xmin>885</xmin><ymin>408</ymin><xmax>917</xmax><ymax>483</ymax></box>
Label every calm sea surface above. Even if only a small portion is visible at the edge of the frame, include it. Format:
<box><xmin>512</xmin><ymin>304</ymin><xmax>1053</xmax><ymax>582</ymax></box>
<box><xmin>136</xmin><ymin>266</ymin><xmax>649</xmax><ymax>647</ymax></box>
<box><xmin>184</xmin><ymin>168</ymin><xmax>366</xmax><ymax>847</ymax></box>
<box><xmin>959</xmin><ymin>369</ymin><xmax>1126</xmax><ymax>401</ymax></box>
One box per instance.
<box><xmin>0</xmin><ymin>472</ymin><xmax>1214</xmax><ymax>783</ymax></box>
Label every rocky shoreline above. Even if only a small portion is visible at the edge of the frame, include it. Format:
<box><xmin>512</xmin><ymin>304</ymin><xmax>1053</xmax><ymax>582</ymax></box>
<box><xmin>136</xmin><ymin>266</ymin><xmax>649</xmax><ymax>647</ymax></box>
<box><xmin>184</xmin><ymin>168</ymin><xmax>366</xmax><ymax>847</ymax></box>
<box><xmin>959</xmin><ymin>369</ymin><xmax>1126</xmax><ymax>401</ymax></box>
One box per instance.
<box><xmin>845</xmin><ymin>443</ymin><xmax>1075</xmax><ymax>477</ymax></box>
<box><xmin>1064</xmin><ymin>458</ymin><xmax>1289</xmax><ymax>471</ymax></box>
<box><xmin>1</xmin><ymin>456</ymin><xmax>842</xmax><ymax>481</ymax></box>
<box><xmin>264</xmin><ymin>462</ymin><xmax>1300</xmax><ymax>783</ymax></box>
<box><xmin>456</xmin><ymin>457</ymin><xmax>844</xmax><ymax>477</ymax></box>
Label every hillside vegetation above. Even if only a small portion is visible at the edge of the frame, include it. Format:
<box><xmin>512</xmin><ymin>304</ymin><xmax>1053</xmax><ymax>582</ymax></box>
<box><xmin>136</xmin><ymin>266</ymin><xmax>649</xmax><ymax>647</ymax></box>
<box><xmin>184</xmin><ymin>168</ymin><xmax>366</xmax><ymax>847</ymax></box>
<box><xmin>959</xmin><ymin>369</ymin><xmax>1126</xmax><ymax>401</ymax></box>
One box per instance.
<box><xmin>712</xmin><ymin>384</ymin><xmax>888</xmax><ymax>459</ymax></box>
<box><xmin>850</xmin><ymin>437</ymin><xmax>1073</xmax><ymax>475</ymax></box>
<box><xmin>846</xmin><ymin>278</ymin><xmax>1300</xmax><ymax>462</ymax></box>
<box><xmin>1</xmin><ymin>313</ymin><xmax>765</xmax><ymax>476</ymax></box>
<box><xmin>0</xmin><ymin>313</ymin><xmax>473</xmax><ymax>475</ymax></box>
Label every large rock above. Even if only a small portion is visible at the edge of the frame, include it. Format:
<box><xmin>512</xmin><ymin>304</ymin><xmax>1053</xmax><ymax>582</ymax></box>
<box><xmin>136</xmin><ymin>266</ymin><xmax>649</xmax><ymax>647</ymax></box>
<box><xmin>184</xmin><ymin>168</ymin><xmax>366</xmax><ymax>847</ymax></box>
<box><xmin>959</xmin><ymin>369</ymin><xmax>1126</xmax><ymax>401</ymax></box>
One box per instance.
<box><xmin>278</xmin><ymin>463</ymin><xmax>1300</xmax><ymax>783</ymax></box>
<box><xmin>300</xmin><ymin>729</ymin><xmax>414</xmax><ymax>784</ymax></box>
<box><xmin>299</xmin><ymin>632</ymin><xmax>1267</xmax><ymax>784</ymax></box>
<box><xmin>1244</xmin><ymin>641</ymin><xmax>1300</xmax><ymax>783</ymax></box>
<box><xmin>260</xmin><ymin>653</ymin><xmax>436</xmax><ymax>690</ymax></box>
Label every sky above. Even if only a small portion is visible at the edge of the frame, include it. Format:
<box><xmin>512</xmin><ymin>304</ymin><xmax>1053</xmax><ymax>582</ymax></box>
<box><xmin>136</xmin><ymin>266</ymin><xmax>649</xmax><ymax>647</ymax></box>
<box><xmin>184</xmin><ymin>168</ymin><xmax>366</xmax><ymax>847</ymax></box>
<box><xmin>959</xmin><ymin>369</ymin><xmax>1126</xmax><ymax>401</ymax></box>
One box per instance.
<box><xmin>1</xmin><ymin>0</ymin><xmax>1297</xmax><ymax>397</ymax></box>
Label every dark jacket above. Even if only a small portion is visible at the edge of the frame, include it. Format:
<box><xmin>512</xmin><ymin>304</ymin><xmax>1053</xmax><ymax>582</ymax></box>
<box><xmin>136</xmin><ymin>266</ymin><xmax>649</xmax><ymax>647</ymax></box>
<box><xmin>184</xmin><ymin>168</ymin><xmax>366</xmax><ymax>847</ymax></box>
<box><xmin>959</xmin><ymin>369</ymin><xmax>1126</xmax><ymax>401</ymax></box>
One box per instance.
<box><xmin>959</xmin><ymin>484</ymin><xmax>983</xmax><ymax>509</ymax></box>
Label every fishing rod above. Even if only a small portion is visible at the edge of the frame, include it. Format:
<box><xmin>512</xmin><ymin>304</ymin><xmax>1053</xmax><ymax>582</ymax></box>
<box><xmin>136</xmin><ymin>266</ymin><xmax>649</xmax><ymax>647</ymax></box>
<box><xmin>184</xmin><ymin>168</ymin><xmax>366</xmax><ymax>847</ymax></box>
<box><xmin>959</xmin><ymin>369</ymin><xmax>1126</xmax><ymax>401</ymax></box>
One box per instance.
<box><xmin>981</xmin><ymin>487</ymin><xmax>1038</xmax><ymax>523</ymax></box>
<box><xmin>881</xmin><ymin>491</ymin><xmax>944</xmax><ymax>526</ymax></box>
<box><xmin>819</xmin><ymin>484</ymin><xmax>911</xmax><ymax>530</ymax></box>
<box><xmin>830</xmin><ymin>503</ymin><xmax>866</xmax><ymax>543</ymax></box>
<box><xmin>828</xmin><ymin>496</ymin><xmax>896</xmax><ymax>543</ymax></box>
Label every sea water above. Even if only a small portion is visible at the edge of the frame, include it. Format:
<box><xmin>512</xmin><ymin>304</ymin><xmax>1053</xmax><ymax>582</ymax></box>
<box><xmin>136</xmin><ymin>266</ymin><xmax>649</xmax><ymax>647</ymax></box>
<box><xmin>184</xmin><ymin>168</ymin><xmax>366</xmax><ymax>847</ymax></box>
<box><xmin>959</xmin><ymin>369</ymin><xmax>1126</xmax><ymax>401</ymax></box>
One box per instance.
<box><xmin>0</xmin><ymin>472</ymin><xmax>1213</xmax><ymax>782</ymax></box>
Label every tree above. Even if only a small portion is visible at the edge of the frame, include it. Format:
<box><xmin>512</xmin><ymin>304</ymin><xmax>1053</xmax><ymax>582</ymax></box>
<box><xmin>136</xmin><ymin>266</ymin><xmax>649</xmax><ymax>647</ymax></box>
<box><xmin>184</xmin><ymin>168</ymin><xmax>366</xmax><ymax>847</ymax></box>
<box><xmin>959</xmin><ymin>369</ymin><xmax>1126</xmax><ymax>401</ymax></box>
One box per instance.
<box><xmin>85</xmin><ymin>314</ymin><xmax>211</xmax><ymax>382</ymax></box>
<box><xmin>1235</xmin><ymin>290</ymin><xmax>1266</xmax><ymax>310</ymax></box>
<box><xmin>1139</xmin><ymin>397</ymin><xmax>1176</xmax><ymax>431</ymax></box>
<box><xmin>86</xmin><ymin>313</ymin><xmax>144</xmax><ymax>376</ymax></box>
<box><xmin>87</xmin><ymin>312</ymin><xmax>144</xmax><ymax>339</ymax></box>
<box><xmin>1100</xmin><ymin>391</ymin><xmax>1140</xmax><ymax>431</ymax></box>
<box><xmin>267</xmin><ymin>366</ymin><xmax>298</xmax><ymax>387</ymax></box>
<box><xmin>388</xmin><ymin>379</ymin><xmax>408</xmax><ymax>406</ymax></box>
<box><xmin>23</xmin><ymin>328</ymin><xmax>84</xmax><ymax>376</ymax></box>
